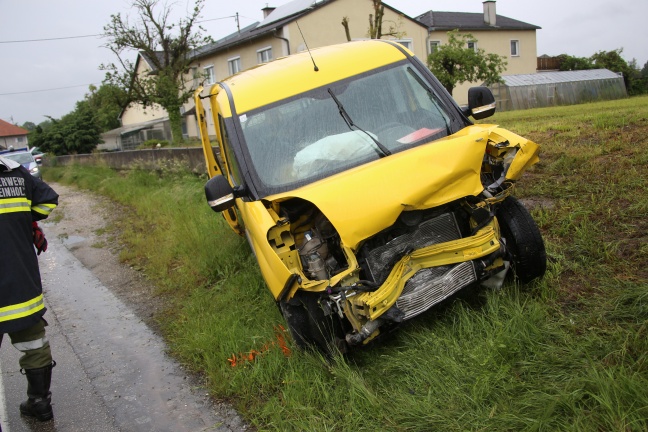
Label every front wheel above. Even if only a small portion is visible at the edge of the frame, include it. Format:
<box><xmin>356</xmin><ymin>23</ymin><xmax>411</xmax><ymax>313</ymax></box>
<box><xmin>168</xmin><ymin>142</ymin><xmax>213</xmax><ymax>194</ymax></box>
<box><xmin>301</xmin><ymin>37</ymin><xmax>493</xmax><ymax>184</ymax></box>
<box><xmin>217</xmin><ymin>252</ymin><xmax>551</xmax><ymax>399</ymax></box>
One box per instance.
<box><xmin>279</xmin><ymin>292</ymin><xmax>348</xmax><ymax>356</ymax></box>
<box><xmin>496</xmin><ymin>196</ymin><xmax>547</xmax><ymax>283</ymax></box>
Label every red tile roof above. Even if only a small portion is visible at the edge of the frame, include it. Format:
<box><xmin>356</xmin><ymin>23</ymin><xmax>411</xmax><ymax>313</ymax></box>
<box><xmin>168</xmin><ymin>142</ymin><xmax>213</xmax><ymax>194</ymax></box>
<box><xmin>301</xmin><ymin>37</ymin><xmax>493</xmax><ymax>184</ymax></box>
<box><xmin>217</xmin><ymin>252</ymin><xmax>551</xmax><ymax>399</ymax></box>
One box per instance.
<box><xmin>0</xmin><ymin>119</ymin><xmax>29</xmax><ymax>137</ymax></box>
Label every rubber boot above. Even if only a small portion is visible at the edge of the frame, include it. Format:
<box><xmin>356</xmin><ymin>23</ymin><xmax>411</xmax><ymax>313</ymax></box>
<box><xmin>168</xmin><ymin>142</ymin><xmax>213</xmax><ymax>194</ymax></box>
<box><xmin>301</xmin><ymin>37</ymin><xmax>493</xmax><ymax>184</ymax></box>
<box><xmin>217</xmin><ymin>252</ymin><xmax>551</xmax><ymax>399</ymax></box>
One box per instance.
<box><xmin>19</xmin><ymin>361</ymin><xmax>55</xmax><ymax>421</ymax></box>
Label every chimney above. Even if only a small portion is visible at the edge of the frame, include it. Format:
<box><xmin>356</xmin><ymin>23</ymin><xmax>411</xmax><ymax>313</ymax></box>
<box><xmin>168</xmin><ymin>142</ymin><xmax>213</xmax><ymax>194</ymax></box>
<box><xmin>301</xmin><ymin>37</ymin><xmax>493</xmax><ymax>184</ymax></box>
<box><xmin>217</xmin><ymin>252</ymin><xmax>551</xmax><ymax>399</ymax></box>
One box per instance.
<box><xmin>483</xmin><ymin>0</ymin><xmax>496</xmax><ymax>26</ymax></box>
<box><xmin>262</xmin><ymin>4</ymin><xmax>275</xmax><ymax>18</ymax></box>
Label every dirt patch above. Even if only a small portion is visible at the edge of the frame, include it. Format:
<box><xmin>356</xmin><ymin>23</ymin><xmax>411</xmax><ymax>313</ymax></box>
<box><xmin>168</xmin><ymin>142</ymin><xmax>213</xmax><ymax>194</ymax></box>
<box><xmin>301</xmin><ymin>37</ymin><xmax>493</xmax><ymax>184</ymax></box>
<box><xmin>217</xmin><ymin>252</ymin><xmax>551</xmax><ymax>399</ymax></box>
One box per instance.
<box><xmin>42</xmin><ymin>182</ymin><xmax>166</xmax><ymax>332</ymax></box>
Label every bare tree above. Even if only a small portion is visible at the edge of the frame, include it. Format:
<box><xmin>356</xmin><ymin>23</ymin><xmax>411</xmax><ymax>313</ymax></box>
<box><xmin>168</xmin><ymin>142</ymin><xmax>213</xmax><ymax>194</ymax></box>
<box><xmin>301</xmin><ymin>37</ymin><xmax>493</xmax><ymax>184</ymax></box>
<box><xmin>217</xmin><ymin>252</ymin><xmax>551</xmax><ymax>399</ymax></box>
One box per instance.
<box><xmin>101</xmin><ymin>0</ymin><xmax>212</xmax><ymax>143</ymax></box>
<box><xmin>342</xmin><ymin>0</ymin><xmax>404</xmax><ymax>42</ymax></box>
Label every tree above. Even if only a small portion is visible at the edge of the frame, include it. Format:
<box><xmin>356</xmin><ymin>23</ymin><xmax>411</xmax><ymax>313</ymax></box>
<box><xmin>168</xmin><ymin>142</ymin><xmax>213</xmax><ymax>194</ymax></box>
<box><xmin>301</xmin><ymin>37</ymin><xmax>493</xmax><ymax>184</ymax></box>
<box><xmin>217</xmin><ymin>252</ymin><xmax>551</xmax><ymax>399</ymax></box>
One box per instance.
<box><xmin>20</xmin><ymin>121</ymin><xmax>37</xmax><ymax>132</ymax></box>
<box><xmin>427</xmin><ymin>30</ymin><xmax>507</xmax><ymax>96</ymax></box>
<box><xmin>28</xmin><ymin>103</ymin><xmax>102</xmax><ymax>156</ymax></box>
<box><xmin>555</xmin><ymin>49</ymin><xmax>647</xmax><ymax>96</ymax></box>
<box><xmin>101</xmin><ymin>0</ymin><xmax>212</xmax><ymax>144</ymax></box>
<box><xmin>638</xmin><ymin>60</ymin><xmax>648</xmax><ymax>95</ymax></box>
<box><xmin>557</xmin><ymin>54</ymin><xmax>594</xmax><ymax>71</ymax></box>
<box><xmin>341</xmin><ymin>0</ymin><xmax>404</xmax><ymax>42</ymax></box>
<box><xmin>84</xmin><ymin>84</ymin><xmax>130</xmax><ymax>132</ymax></box>
<box><xmin>591</xmin><ymin>49</ymin><xmax>645</xmax><ymax>95</ymax></box>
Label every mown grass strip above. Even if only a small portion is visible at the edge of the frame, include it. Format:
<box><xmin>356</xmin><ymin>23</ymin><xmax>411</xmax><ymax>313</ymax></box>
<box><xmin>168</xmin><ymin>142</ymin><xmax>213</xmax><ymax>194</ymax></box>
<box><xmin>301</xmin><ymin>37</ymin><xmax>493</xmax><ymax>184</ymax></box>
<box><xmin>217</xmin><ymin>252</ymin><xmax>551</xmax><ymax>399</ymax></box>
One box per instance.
<box><xmin>45</xmin><ymin>95</ymin><xmax>648</xmax><ymax>431</ymax></box>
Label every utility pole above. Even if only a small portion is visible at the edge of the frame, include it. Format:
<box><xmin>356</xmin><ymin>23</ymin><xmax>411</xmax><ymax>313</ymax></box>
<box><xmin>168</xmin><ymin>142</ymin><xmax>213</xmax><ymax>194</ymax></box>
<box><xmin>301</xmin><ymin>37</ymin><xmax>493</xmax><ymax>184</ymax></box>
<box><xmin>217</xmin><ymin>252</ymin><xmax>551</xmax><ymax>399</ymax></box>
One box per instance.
<box><xmin>236</xmin><ymin>12</ymin><xmax>240</xmax><ymax>33</ymax></box>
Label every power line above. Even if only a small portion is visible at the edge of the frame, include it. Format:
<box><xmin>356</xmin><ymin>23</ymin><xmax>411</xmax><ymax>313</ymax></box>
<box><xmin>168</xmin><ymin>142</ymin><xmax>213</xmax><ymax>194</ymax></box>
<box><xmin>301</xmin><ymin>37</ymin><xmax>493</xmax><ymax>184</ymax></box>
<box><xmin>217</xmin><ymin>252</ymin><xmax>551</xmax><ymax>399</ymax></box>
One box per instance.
<box><xmin>0</xmin><ymin>34</ymin><xmax>104</xmax><ymax>44</ymax></box>
<box><xmin>0</xmin><ymin>83</ymin><xmax>100</xmax><ymax>96</ymax></box>
<box><xmin>0</xmin><ymin>15</ymin><xmax>245</xmax><ymax>44</ymax></box>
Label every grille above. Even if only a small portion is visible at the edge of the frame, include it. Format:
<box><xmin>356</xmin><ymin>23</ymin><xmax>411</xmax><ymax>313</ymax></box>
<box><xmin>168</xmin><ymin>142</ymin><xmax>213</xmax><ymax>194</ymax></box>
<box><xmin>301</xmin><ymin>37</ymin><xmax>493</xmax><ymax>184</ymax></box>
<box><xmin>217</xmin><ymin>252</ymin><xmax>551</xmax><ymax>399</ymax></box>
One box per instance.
<box><xmin>396</xmin><ymin>261</ymin><xmax>477</xmax><ymax>320</ymax></box>
<box><xmin>365</xmin><ymin>212</ymin><xmax>461</xmax><ymax>282</ymax></box>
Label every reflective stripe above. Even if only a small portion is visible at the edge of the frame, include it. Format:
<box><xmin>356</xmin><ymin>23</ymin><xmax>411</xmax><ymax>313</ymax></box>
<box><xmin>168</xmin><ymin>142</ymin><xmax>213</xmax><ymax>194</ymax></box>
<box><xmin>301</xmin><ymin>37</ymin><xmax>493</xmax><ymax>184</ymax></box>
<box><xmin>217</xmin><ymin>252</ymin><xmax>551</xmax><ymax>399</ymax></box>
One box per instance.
<box><xmin>0</xmin><ymin>295</ymin><xmax>45</xmax><ymax>323</ymax></box>
<box><xmin>0</xmin><ymin>197</ymin><xmax>31</xmax><ymax>214</ymax></box>
<box><xmin>32</xmin><ymin>202</ymin><xmax>57</xmax><ymax>216</ymax></box>
<box><xmin>13</xmin><ymin>336</ymin><xmax>49</xmax><ymax>352</ymax></box>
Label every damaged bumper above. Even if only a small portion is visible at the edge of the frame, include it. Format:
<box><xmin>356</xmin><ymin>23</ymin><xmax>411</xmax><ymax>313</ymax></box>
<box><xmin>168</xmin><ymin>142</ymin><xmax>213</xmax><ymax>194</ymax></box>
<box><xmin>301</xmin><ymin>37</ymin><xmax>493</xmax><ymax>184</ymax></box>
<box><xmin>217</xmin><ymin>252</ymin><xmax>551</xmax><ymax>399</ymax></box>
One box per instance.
<box><xmin>333</xmin><ymin>218</ymin><xmax>504</xmax><ymax>345</ymax></box>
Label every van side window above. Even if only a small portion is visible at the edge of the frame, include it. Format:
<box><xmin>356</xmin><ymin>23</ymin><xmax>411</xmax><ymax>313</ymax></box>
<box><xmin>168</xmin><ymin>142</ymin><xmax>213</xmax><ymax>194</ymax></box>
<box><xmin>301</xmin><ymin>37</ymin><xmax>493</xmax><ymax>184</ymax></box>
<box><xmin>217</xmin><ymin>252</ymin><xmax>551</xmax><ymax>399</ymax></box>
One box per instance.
<box><xmin>219</xmin><ymin>115</ymin><xmax>243</xmax><ymax>185</ymax></box>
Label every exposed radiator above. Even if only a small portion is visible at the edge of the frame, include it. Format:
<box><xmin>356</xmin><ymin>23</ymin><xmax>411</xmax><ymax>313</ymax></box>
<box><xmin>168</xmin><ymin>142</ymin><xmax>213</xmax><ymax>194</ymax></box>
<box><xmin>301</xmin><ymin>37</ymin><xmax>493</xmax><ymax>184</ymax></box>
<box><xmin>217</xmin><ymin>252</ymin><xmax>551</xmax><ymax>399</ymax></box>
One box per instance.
<box><xmin>365</xmin><ymin>212</ymin><xmax>462</xmax><ymax>283</ymax></box>
<box><xmin>397</xmin><ymin>261</ymin><xmax>477</xmax><ymax>320</ymax></box>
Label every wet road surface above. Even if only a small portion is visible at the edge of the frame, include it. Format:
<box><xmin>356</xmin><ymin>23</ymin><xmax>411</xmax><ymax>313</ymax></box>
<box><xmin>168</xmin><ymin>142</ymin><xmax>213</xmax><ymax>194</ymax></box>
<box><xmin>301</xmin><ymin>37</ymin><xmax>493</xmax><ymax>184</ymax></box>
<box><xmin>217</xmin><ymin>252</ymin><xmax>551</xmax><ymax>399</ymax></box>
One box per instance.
<box><xmin>0</xmin><ymin>229</ymin><xmax>247</xmax><ymax>431</ymax></box>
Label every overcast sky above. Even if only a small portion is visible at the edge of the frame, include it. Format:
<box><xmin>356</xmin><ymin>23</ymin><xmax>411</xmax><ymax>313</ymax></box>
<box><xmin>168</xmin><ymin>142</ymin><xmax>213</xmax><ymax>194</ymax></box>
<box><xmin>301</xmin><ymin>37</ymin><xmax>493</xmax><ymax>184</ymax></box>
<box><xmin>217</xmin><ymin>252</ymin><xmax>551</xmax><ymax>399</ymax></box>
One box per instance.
<box><xmin>1</xmin><ymin>0</ymin><xmax>645</xmax><ymax>126</ymax></box>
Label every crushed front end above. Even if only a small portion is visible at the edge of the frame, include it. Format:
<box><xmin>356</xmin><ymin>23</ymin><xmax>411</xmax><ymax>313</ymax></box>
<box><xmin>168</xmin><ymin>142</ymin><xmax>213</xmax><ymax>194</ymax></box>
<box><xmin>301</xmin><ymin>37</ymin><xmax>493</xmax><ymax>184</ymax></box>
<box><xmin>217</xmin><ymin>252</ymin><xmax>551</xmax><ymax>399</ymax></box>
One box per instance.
<box><xmin>268</xmin><ymin>126</ymin><xmax>542</xmax><ymax>352</ymax></box>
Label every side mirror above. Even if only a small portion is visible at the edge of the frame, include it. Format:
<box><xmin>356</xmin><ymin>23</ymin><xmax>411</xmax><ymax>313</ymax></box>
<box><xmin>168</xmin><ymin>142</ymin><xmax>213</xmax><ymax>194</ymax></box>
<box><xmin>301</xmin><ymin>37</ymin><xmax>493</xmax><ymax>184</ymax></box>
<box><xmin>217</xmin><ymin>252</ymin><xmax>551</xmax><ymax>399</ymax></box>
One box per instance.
<box><xmin>204</xmin><ymin>175</ymin><xmax>236</xmax><ymax>213</ymax></box>
<box><xmin>467</xmin><ymin>87</ymin><xmax>496</xmax><ymax>120</ymax></box>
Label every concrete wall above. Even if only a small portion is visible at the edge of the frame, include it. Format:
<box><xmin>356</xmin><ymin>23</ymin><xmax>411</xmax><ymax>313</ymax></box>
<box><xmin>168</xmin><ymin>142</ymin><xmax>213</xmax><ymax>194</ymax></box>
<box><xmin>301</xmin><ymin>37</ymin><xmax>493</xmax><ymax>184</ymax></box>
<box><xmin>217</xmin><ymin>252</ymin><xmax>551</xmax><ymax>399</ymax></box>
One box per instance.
<box><xmin>51</xmin><ymin>147</ymin><xmax>208</xmax><ymax>174</ymax></box>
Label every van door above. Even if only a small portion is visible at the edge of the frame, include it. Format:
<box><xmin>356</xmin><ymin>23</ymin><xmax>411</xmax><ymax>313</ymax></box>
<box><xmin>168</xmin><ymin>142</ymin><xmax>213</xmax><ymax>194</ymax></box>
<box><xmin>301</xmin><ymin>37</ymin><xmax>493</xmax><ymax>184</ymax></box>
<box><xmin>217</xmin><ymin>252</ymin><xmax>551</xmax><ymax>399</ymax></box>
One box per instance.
<box><xmin>194</xmin><ymin>87</ymin><xmax>243</xmax><ymax>235</ymax></box>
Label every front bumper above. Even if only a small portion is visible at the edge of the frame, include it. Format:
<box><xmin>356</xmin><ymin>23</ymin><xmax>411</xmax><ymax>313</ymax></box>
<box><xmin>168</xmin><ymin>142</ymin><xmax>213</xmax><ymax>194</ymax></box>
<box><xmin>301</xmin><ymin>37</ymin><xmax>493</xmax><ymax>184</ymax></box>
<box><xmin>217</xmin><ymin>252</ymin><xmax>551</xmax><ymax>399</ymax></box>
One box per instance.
<box><xmin>344</xmin><ymin>220</ymin><xmax>502</xmax><ymax>325</ymax></box>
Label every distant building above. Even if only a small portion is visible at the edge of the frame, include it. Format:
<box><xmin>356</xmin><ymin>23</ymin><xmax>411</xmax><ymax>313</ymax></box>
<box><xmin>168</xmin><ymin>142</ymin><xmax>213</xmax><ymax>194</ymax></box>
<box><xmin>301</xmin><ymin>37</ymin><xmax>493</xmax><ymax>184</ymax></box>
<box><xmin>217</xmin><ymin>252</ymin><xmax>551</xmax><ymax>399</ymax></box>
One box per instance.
<box><xmin>119</xmin><ymin>0</ymin><xmax>540</xmax><ymax>143</ymax></box>
<box><xmin>487</xmin><ymin>69</ymin><xmax>627</xmax><ymax>111</ymax></box>
<box><xmin>0</xmin><ymin>119</ymin><xmax>29</xmax><ymax>150</ymax></box>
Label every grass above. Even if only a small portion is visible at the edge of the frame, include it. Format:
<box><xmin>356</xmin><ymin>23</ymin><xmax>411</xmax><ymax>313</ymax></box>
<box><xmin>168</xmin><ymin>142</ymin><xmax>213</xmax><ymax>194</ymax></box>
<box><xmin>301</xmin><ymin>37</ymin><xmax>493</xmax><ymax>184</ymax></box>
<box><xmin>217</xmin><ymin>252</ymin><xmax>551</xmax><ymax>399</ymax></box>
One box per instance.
<box><xmin>44</xmin><ymin>95</ymin><xmax>648</xmax><ymax>431</ymax></box>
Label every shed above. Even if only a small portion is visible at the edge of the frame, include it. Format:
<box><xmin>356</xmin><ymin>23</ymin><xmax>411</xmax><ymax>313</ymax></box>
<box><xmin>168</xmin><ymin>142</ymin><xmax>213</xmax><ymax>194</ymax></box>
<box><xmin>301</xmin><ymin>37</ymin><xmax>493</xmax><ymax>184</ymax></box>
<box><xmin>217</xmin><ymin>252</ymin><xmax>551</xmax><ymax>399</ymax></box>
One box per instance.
<box><xmin>487</xmin><ymin>69</ymin><xmax>627</xmax><ymax>111</ymax></box>
<box><xmin>99</xmin><ymin>117</ymin><xmax>171</xmax><ymax>152</ymax></box>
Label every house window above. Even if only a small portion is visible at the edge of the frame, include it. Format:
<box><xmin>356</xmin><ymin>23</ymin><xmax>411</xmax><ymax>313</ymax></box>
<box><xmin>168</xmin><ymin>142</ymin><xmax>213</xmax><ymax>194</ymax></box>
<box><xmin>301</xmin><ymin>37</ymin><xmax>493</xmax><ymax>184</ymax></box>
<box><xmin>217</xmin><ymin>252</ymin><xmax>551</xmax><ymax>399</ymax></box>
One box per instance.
<box><xmin>394</xmin><ymin>39</ymin><xmax>413</xmax><ymax>51</ymax></box>
<box><xmin>467</xmin><ymin>41</ymin><xmax>477</xmax><ymax>52</ymax></box>
<box><xmin>228</xmin><ymin>57</ymin><xmax>241</xmax><ymax>75</ymax></box>
<box><xmin>429</xmin><ymin>40</ymin><xmax>441</xmax><ymax>54</ymax></box>
<box><xmin>511</xmin><ymin>40</ymin><xmax>520</xmax><ymax>57</ymax></box>
<box><xmin>203</xmin><ymin>65</ymin><xmax>215</xmax><ymax>84</ymax></box>
<box><xmin>257</xmin><ymin>47</ymin><xmax>273</xmax><ymax>64</ymax></box>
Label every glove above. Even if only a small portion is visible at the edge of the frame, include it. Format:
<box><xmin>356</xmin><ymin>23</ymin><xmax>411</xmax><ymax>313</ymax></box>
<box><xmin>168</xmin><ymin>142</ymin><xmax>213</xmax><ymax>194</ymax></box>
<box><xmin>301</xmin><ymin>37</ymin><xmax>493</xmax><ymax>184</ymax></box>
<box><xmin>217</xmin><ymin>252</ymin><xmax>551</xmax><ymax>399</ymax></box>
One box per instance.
<box><xmin>32</xmin><ymin>222</ymin><xmax>48</xmax><ymax>255</ymax></box>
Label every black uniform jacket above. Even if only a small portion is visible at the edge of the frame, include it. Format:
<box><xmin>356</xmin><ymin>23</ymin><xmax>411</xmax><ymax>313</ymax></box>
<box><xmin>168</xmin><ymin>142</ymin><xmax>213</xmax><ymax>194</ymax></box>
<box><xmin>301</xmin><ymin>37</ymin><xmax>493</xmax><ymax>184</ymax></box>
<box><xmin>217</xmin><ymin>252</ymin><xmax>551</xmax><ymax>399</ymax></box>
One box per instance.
<box><xmin>0</xmin><ymin>158</ymin><xmax>58</xmax><ymax>334</ymax></box>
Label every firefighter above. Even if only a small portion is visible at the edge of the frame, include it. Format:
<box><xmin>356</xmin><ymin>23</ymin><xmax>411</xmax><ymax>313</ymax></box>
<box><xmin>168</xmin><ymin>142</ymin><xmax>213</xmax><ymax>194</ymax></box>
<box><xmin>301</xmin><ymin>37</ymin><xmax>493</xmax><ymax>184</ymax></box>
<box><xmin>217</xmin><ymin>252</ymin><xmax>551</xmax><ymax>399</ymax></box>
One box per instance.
<box><xmin>0</xmin><ymin>153</ymin><xmax>58</xmax><ymax>422</ymax></box>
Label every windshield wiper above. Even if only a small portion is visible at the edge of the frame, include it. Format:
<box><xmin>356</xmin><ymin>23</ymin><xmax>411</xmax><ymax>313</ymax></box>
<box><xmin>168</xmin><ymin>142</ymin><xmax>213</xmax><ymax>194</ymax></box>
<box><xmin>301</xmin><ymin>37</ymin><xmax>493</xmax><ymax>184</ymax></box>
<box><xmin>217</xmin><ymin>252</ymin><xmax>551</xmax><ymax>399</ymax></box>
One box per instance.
<box><xmin>327</xmin><ymin>88</ymin><xmax>391</xmax><ymax>157</ymax></box>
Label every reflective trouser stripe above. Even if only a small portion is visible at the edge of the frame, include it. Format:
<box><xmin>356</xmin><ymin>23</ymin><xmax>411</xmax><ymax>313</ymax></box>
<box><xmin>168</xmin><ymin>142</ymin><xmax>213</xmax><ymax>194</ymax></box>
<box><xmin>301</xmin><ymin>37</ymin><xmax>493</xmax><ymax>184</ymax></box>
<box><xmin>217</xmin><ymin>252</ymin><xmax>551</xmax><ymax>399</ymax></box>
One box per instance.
<box><xmin>32</xmin><ymin>202</ymin><xmax>56</xmax><ymax>216</ymax></box>
<box><xmin>0</xmin><ymin>197</ymin><xmax>31</xmax><ymax>214</ymax></box>
<box><xmin>0</xmin><ymin>295</ymin><xmax>45</xmax><ymax>323</ymax></box>
<box><xmin>13</xmin><ymin>336</ymin><xmax>49</xmax><ymax>352</ymax></box>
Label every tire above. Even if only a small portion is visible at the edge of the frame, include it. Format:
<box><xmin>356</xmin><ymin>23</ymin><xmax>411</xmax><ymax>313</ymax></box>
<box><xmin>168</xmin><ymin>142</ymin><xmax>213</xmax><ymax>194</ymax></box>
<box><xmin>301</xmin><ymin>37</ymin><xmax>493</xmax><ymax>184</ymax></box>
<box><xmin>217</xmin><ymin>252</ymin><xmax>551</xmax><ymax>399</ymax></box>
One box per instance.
<box><xmin>279</xmin><ymin>292</ymin><xmax>348</xmax><ymax>356</ymax></box>
<box><xmin>496</xmin><ymin>196</ymin><xmax>547</xmax><ymax>283</ymax></box>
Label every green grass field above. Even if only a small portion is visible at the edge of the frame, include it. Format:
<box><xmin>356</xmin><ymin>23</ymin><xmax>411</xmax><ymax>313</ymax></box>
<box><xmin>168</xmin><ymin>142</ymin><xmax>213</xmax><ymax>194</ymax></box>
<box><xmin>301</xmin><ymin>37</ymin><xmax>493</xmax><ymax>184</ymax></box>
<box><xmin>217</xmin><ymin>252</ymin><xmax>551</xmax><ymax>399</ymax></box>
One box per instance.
<box><xmin>45</xmin><ymin>95</ymin><xmax>648</xmax><ymax>431</ymax></box>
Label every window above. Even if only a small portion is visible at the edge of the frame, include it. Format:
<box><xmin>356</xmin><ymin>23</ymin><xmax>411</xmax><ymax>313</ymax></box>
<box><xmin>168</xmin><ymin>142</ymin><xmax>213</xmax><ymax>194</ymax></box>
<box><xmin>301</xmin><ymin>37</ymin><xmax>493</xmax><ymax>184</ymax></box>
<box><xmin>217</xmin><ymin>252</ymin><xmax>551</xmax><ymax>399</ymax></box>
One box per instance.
<box><xmin>203</xmin><ymin>65</ymin><xmax>215</xmax><ymax>84</ymax></box>
<box><xmin>429</xmin><ymin>40</ymin><xmax>441</xmax><ymax>54</ymax></box>
<box><xmin>257</xmin><ymin>47</ymin><xmax>273</xmax><ymax>64</ymax></box>
<box><xmin>467</xmin><ymin>41</ymin><xmax>477</xmax><ymax>52</ymax></box>
<box><xmin>219</xmin><ymin>115</ymin><xmax>243</xmax><ymax>185</ymax></box>
<box><xmin>394</xmin><ymin>39</ymin><xmax>413</xmax><ymax>51</ymax></box>
<box><xmin>228</xmin><ymin>57</ymin><xmax>241</xmax><ymax>75</ymax></box>
<box><xmin>511</xmin><ymin>40</ymin><xmax>520</xmax><ymax>57</ymax></box>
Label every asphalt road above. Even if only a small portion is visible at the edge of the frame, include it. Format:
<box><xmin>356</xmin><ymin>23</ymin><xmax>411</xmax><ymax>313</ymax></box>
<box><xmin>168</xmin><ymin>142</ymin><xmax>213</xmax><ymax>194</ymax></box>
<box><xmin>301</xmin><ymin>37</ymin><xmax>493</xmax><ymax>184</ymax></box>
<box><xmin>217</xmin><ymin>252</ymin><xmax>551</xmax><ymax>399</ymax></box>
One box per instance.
<box><xmin>0</xmin><ymin>227</ymin><xmax>247</xmax><ymax>431</ymax></box>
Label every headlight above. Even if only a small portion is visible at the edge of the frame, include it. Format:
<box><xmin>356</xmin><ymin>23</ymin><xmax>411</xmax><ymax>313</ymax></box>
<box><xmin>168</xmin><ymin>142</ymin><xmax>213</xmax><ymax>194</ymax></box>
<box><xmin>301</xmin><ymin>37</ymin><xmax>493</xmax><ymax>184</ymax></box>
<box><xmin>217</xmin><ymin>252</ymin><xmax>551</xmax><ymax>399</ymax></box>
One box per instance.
<box><xmin>30</xmin><ymin>166</ymin><xmax>40</xmax><ymax>174</ymax></box>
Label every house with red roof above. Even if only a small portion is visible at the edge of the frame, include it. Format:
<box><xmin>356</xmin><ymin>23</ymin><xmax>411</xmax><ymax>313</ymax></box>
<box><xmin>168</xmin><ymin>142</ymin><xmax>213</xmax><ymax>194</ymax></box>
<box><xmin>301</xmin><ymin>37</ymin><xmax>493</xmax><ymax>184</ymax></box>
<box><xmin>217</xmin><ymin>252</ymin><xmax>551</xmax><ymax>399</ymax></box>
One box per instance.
<box><xmin>0</xmin><ymin>119</ymin><xmax>29</xmax><ymax>150</ymax></box>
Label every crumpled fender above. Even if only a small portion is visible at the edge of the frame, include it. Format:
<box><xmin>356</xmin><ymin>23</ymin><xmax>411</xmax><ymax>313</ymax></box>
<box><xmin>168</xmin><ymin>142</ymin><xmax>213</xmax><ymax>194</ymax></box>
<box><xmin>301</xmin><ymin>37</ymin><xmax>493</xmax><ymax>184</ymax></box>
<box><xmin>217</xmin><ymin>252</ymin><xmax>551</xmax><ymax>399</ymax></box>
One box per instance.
<box><xmin>487</xmin><ymin>127</ymin><xmax>541</xmax><ymax>181</ymax></box>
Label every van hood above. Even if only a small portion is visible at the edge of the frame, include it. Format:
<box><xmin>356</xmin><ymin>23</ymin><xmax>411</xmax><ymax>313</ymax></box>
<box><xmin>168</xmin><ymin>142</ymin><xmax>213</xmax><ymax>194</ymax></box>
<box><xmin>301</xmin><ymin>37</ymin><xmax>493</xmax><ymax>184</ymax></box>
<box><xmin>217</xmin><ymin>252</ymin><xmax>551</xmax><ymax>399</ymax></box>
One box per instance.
<box><xmin>268</xmin><ymin>125</ymin><xmax>499</xmax><ymax>250</ymax></box>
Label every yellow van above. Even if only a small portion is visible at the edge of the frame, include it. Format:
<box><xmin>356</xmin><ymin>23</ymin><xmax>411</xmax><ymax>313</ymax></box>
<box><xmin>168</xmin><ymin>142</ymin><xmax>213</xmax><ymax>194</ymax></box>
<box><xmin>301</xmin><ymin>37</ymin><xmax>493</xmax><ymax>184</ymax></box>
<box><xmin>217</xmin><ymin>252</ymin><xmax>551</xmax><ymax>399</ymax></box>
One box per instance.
<box><xmin>195</xmin><ymin>40</ymin><xmax>545</xmax><ymax>353</ymax></box>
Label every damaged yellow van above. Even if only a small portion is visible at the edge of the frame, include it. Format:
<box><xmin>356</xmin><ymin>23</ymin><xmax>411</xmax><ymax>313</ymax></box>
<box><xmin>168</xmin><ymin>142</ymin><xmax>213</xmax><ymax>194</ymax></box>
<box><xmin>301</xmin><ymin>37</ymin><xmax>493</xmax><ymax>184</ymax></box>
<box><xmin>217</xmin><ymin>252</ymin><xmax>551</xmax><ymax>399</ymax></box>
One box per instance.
<box><xmin>195</xmin><ymin>40</ymin><xmax>546</xmax><ymax>353</ymax></box>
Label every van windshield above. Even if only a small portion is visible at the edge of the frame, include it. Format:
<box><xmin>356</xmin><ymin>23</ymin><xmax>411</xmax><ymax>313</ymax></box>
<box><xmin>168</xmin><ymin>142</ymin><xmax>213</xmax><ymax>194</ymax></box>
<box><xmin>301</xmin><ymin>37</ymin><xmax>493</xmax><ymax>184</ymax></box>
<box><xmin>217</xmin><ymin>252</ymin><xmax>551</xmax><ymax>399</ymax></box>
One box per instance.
<box><xmin>238</xmin><ymin>62</ymin><xmax>454</xmax><ymax>192</ymax></box>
